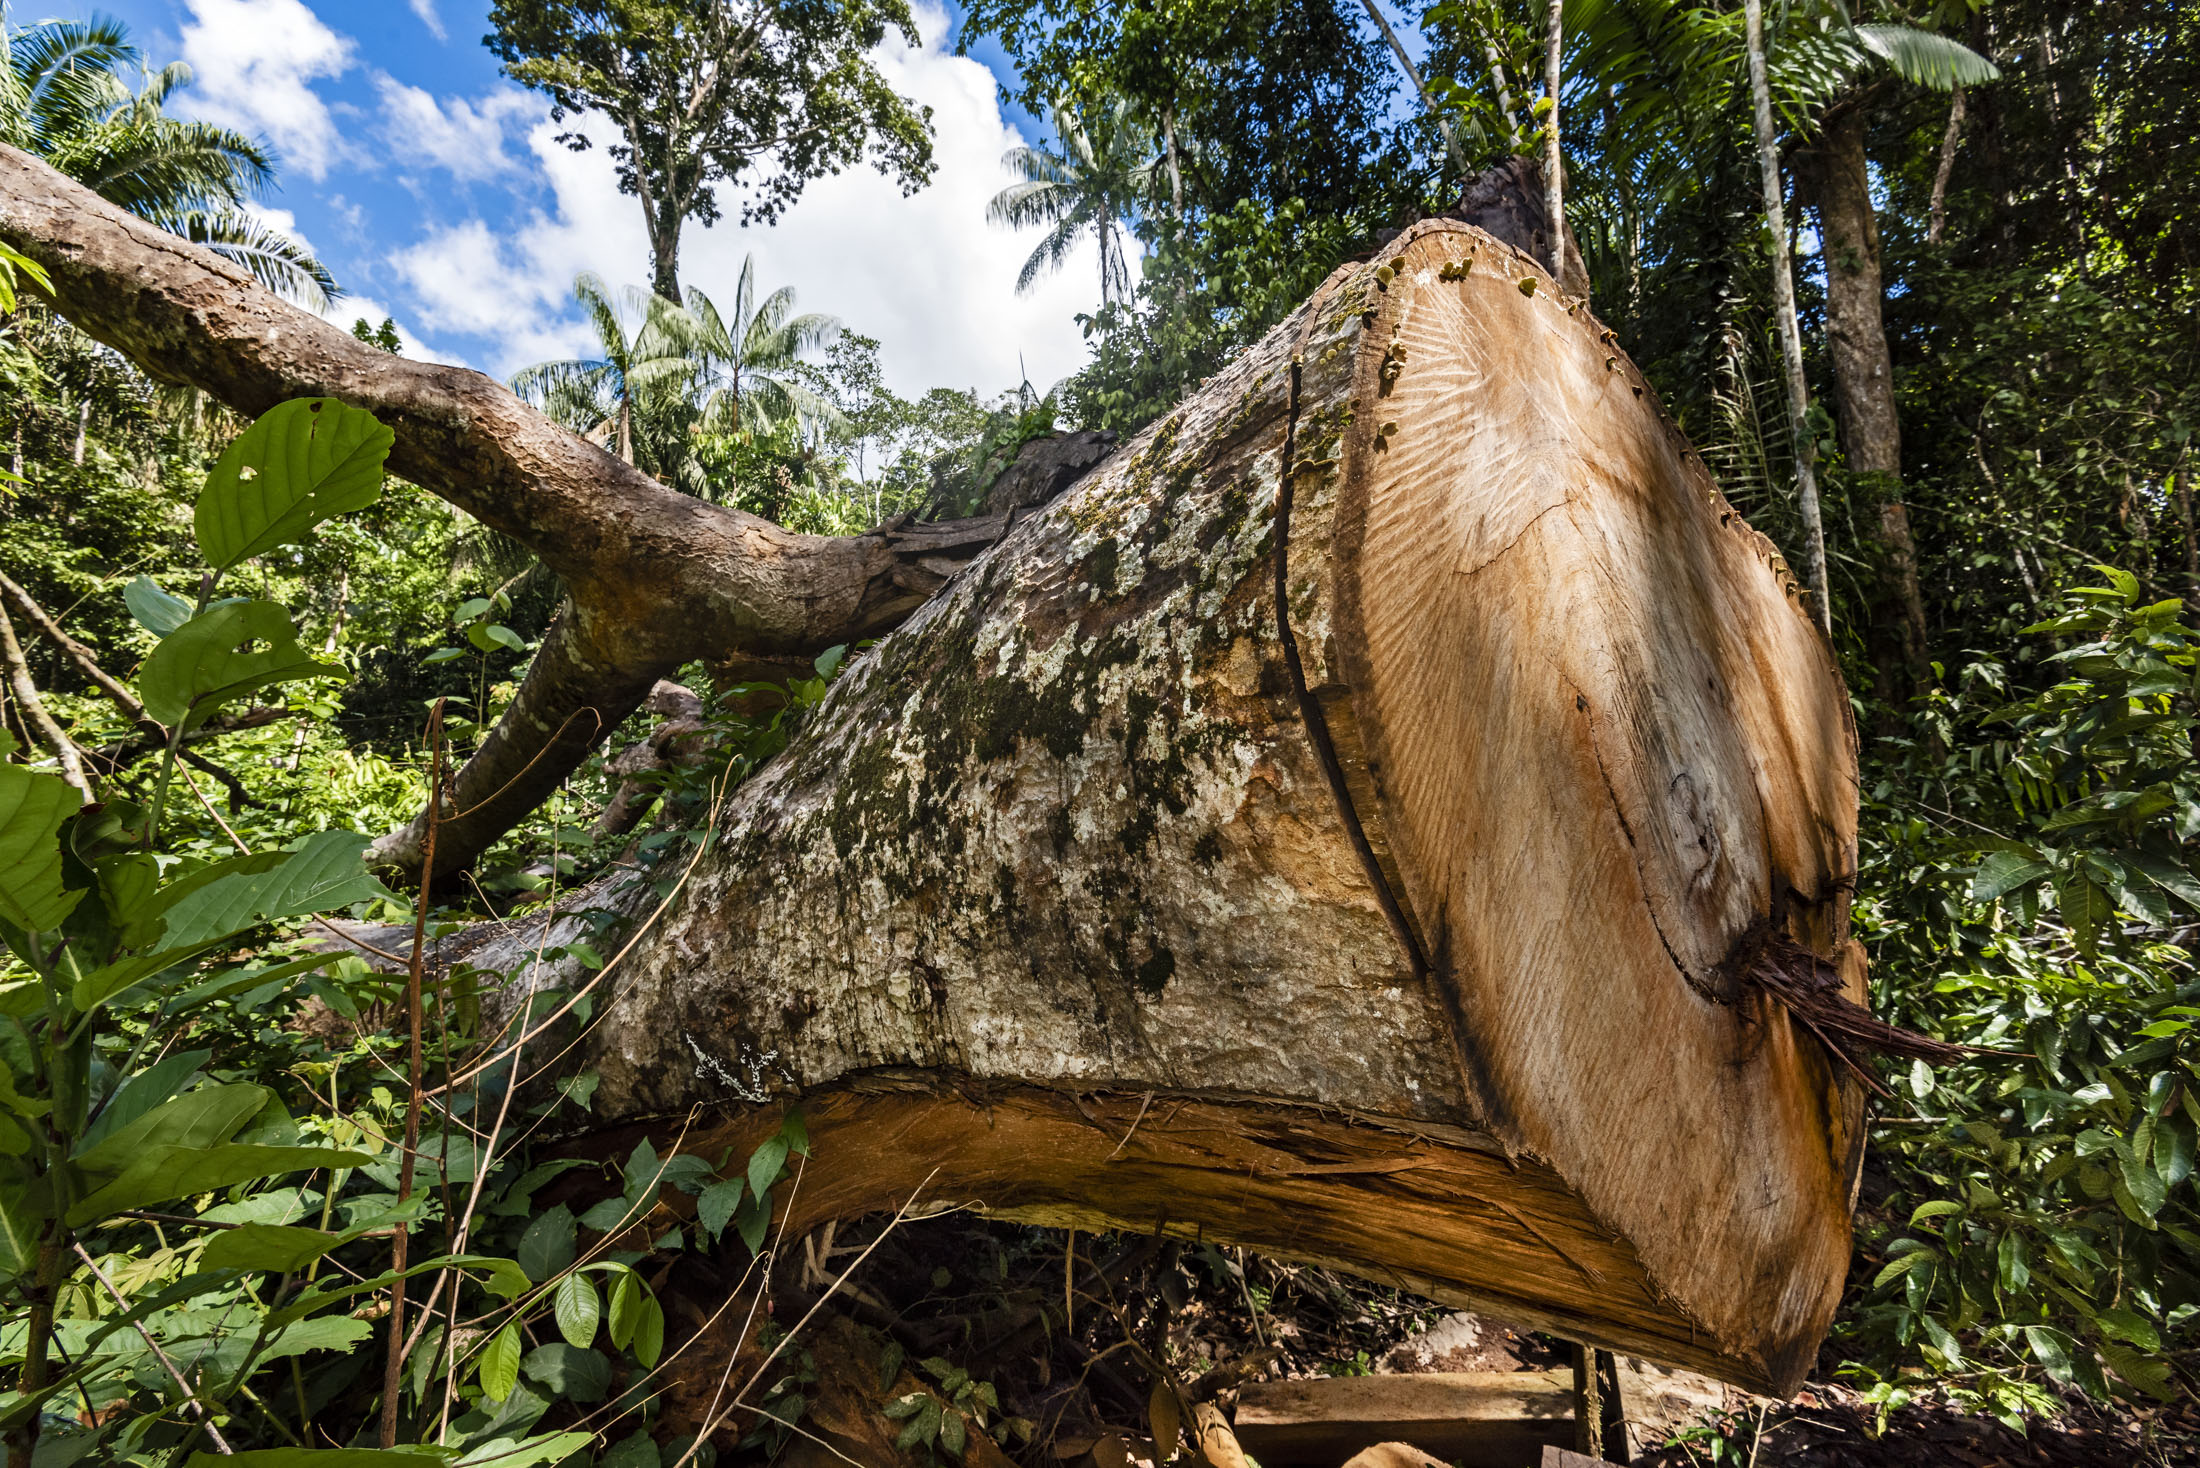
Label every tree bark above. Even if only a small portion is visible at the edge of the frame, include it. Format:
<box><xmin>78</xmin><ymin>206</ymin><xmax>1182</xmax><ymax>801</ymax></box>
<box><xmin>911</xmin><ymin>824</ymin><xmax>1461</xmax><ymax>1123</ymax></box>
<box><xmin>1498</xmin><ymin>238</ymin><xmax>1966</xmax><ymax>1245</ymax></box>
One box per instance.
<box><xmin>1744</xmin><ymin>0</ymin><xmax>1831</xmax><ymax>632</ymax></box>
<box><xmin>428</xmin><ymin>221</ymin><xmax>1864</xmax><ymax>1397</ymax></box>
<box><xmin>1809</xmin><ymin>105</ymin><xmax>1930</xmax><ymax>699</ymax></box>
<box><xmin>0</xmin><ymin>143</ymin><xmax>1005</xmax><ymax>877</ymax></box>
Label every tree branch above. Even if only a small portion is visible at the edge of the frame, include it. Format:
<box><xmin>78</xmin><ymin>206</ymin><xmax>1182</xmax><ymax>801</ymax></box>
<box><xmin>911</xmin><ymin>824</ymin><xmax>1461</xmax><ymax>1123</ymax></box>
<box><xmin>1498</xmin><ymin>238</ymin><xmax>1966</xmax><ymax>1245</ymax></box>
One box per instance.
<box><xmin>0</xmin><ymin>144</ymin><xmax>1012</xmax><ymax>877</ymax></box>
<box><xmin>0</xmin><ymin>594</ymin><xmax>91</xmax><ymax>795</ymax></box>
<box><xmin>0</xmin><ymin>568</ymin><xmax>147</xmax><ymax>721</ymax></box>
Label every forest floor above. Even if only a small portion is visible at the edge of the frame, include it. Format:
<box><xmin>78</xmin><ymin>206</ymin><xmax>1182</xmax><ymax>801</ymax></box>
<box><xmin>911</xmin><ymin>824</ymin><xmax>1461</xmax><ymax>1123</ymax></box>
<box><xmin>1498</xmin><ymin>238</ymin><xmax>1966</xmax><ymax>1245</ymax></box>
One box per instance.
<box><xmin>699</xmin><ymin>1212</ymin><xmax>2200</xmax><ymax>1468</ymax></box>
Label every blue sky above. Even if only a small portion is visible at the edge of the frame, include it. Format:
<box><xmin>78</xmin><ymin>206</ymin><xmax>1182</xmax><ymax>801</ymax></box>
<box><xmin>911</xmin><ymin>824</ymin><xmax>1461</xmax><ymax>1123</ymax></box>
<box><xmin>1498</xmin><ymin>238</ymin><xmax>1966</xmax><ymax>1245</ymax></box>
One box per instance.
<box><xmin>69</xmin><ymin>0</ymin><xmax>1110</xmax><ymax>395</ymax></box>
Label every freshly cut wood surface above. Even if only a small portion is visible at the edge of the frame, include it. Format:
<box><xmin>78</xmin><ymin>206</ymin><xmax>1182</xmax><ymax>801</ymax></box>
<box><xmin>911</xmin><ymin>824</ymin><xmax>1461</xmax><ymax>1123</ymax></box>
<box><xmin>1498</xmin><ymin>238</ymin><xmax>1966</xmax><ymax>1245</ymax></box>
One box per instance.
<box><xmin>1234</xmin><ymin>1369</ymin><xmax>1575</xmax><ymax>1466</ymax></box>
<box><xmin>1323</xmin><ymin>221</ymin><xmax>1866</xmax><ymax>1396</ymax></box>
<box><xmin>396</xmin><ymin>218</ymin><xmax>1860</xmax><ymax>1397</ymax></box>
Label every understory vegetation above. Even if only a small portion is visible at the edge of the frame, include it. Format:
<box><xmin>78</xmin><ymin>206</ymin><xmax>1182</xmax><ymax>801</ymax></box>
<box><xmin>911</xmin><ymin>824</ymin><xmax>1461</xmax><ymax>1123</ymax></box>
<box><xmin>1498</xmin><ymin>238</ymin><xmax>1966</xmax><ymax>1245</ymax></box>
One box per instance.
<box><xmin>0</xmin><ymin>0</ymin><xmax>2195</xmax><ymax>1464</ymax></box>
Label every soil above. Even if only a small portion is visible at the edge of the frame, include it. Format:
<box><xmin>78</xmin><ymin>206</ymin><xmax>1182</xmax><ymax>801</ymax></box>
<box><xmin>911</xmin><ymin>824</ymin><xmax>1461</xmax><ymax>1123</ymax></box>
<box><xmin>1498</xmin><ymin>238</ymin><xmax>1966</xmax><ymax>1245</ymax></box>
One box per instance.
<box><xmin>652</xmin><ymin>1212</ymin><xmax>2197</xmax><ymax>1468</ymax></box>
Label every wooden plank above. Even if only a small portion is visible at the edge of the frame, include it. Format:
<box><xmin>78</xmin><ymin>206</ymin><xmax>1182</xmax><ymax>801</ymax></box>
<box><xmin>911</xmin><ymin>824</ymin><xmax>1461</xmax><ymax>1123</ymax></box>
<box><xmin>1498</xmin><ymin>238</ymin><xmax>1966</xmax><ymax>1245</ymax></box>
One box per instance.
<box><xmin>1234</xmin><ymin>1371</ymin><xmax>1576</xmax><ymax>1467</ymax></box>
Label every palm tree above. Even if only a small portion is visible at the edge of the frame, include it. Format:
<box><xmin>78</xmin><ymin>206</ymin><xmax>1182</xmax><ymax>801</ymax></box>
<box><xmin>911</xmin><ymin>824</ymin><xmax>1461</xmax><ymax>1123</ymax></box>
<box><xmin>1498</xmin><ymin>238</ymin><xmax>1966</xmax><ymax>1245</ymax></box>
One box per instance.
<box><xmin>685</xmin><ymin>255</ymin><xmax>843</xmax><ymax>437</ymax></box>
<box><xmin>510</xmin><ymin>273</ymin><xmax>700</xmax><ymax>481</ymax></box>
<box><xmin>0</xmin><ymin>11</ymin><xmax>335</xmax><ymax>307</ymax></box>
<box><xmin>987</xmin><ymin>95</ymin><xmax>1161</xmax><ymax>308</ymax></box>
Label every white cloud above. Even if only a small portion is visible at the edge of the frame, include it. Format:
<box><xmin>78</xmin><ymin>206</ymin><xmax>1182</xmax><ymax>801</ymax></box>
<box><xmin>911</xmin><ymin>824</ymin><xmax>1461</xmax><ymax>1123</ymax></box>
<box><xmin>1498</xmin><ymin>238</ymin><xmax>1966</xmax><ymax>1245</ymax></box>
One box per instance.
<box><xmin>177</xmin><ymin>0</ymin><xmax>355</xmax><ymax>180</ymax></box>
<box><xmin>375</xmin><ymin>79</ymin><xmax>535</xmax><ymax>183</ymax></box>
<box><xmin>391</xmin><ymin>3</ymin><xmax>1122</xmax><ymax>397</ymax></box>
<box><xmin>408</xmin><ymin>0</ymin><xmax>448</xmax><ymax>42</ymax></box>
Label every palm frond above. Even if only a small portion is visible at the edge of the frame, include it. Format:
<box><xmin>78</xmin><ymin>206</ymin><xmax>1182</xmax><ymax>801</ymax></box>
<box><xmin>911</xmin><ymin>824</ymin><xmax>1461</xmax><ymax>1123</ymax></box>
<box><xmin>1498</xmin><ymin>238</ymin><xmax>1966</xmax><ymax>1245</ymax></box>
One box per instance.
<box><xmin>167</xmin><ymin>209</ymin><xmax>336</xmax><ymax>308</ymax></box>
<box><xmin>1015</xmin><ymin>214</ymin><xmax>1085</xmax><ymax>296</ymax></box>
<box><xmin>1851</xmin><ymin>22</ymin><xmax>1999</xmax><ymax>92</ymax></box>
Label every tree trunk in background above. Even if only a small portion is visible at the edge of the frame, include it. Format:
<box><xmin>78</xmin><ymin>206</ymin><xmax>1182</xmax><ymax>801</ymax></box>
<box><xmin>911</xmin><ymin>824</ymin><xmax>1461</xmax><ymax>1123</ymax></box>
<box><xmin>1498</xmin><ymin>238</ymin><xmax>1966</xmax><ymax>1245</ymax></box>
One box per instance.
<box><xmin>1811</xmin><ymin>105</ymin><xmax>1931</xmax><ymax>701</ymax></box>
<box><xmin>1360</xmin><ymin>0</ymin><xmax>1469</xmax><ymax>177</ymax></box>
<box><xmin>1927</xmin><ymin>86</ymin><xmax>1967</xmax><ymax>245</ymax></box>
<box><xmin>1543</xmin><ymin>0</ymin><xmax>1565</xmax><ymax>279</ymax></box>
<box><xmin>1744</xmin><ymin>0</ymin><xmax>1831</xmax><ymax>632</ymax></box>
<box><xmin>441</xmin><ymin>220</ymin><xmax>1865</xmax><ymax>1398</ymax></box>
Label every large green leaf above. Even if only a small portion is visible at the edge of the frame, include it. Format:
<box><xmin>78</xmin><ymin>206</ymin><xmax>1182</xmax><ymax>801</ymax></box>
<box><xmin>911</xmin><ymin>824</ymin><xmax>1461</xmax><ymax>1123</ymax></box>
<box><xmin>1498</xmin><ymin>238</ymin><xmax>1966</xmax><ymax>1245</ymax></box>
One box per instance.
<box><xmin>79</xmin><ymin>1048</ymin><xmax>212</xmax><ymax>1151</ymax></box>
<box><xmin>68</xmin><ymin>1143</ymin><xmax>370</xmax><ymax>1226</ymax></box>
<box><xmin>157</xmin><ymin>831</ymin><xmax>389</xmax><ymax>949</ymax></box>
<box><xmin>194</xmin><ymin>399</ymin><xmax>393</xmax><ymax>573</ymax></box>
<box><xmin>138</xmin><ymin>600</ymin><xmax>344</xmax><ymax>731</ymax></box>
<box><xmin>0</xmin><ymin>741</ymin><xmax>86</xmax><ymax>933</ymax></box>
<box><xmin>73</xmin><ymin>1083</ymin><xmax>269</xmax><ymax>1172</ymax></box>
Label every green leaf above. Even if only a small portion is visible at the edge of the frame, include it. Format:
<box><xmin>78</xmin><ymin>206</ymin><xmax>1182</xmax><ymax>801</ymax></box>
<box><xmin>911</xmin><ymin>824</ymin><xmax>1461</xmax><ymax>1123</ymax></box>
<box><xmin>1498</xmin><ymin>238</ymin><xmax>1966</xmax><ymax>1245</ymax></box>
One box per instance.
<box><xmin>125</xmin><ymin>576</ymin><xmax>195</xmax><ymax>637</ymax></box>
<box><xmin>68</xmin><ymin>1143</ymin><xmax>370</xmax><ymax>1226</ymax></box>
<box><xmin>69</xmin><ymin>939</ymin><xmax>233</xmax><ymax>1012</ymax></box>
<box><xmin>607</xmin><ymin>1267</ymin><xmax>640</xmax><ymax>1351</ymax></box>
<box><xmin>516</xmin><ymin>1203</ymin><xmax>574</xmax><ymax>1283</ymax></box>
<box><xmin>600</xmin><ymin>1430</ymin><xmax>661</xmax><ymax>1468</ymax></box>
<box><xmin>201</xmin><ymin>1223</ymin><xmax>346</xmax><ymax>1274</ymax></box>
<box><xmin>195</xmin><ymin>399</ymin><xmax>393</xmax><ymax>572</ymax></box>
<box><xmin>552</xmin><ymin>1270</ymin><xmax>599</xmax><ymax>1348</ymax></box>
<box><xmin>72</xmin><ymin>1082</ymin><xmax>269</xmax><ymax>1172</ymax></box>
<box><xmin>2055</xmin><ymin>871</ymin><xmax>2113</xmax><ymax>957</ymax></box>
<box><xmin>521</xmin><ymin>1342</ymin><xmax>610</xmax><ymax>1402</ymax></box>
<box><xmin>0</xmin><ymin>749</ymin><xmax>85</xmax><ymax>933</ymax></box>
<box><xmin>480</xmin><ymin>1321</ymin><xmax>522</xmax><ymax>1402</ymax></box>
<box><xmin>748</xmin><ymin>1134</ymin><xmax>790</xmax><ymax>1202</ymax></box>
<box><xmin>188</xmin><ymin>1452</ymin><xmax>453</xmax><ymax>1466</ymax></box>
<box><xmin>467</xmin><ymin>622</ymin><xmax>525</xmax><ymax>654</ymax></box>
<box><xmin>138</xmin><ymin>600</ymin><xmax>345</xmax><ymax>731</ymax></box>
<box><xmin>2125</xmin><ymin>850</ymin><xmax>2200</xmax><ymax>908</ymax></box>
<box><xmin>696</xmin><ymin>1179</ymin><xmax>742</xmax><ymax>1242</ymax></box>
<box><xmin>2097</xmin><ymin>1339</ymin><xmax>2175</xmax><ymax>1400</ymax></box>
<box><xmin>736</xmin><ymin>1194</ymin><xmax>772</xmax><ymax>1256</ymax></box>
<box><xmin>1972</xmin><ymin>850</ymin><xmax>2050</xmax><ymax>902</ymax></box>
<box><xmin>156</xmin><ymin>831</ymin><xmax>390</xmax><ymax>949</ymax></box>
<box><xmin>940</xmin><ymin>1407</ymin><xmax>967</xmax><ymax>1456</ymax></box>
<box><xmin>455</xmin><ymin>1433</ymin><xmax>593</xmax><ymax>1468</ymax></box>
<box><xmin>1996</xmin><ymin>1231</ymin><xmax>2029</xmax><ymax>1293</ymax></box>
<box><xmin>0</xmin><ymin>1167</ymin><xmax>50</xmax><ymax>1283</ymax></box>
<box><xmin>80</xmin><ymin>1048</ymin><xmax>210</xmax><ymax>1151</ymax></box>
<box><xmin>257</xmin><ymin>1314</ymin><xmax>374</xmax><ymax>1363</ymax></box>
<box><xmin>631</xmin><ymin>1291</ymin><xmax>664</xmax><ymax>1368</ymax></box>
<box><xmin>1872</xmin><ymin>1249</ymin><xmax>1934</xmax><ymax>1289</ymax></box>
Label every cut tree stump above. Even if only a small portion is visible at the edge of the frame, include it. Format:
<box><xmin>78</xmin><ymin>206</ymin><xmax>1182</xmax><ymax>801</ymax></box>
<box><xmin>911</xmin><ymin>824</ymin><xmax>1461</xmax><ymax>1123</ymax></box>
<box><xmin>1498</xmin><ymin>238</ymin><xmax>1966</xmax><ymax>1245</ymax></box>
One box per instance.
<box><xmin>460</xmin><ymin>219</ymin><xmax>1865</xmax><ymax>1396</ymax></box>
<box><xmin>1235</xmin><ymin>1371</ymin><xmax>1576</xmax><ymax>1466</ymax></box>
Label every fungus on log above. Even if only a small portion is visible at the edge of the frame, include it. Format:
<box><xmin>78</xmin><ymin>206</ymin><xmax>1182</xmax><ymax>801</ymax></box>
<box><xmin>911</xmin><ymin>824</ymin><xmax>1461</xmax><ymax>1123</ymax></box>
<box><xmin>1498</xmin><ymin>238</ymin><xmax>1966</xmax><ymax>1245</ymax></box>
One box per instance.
<box><xmin>0</xmin><ymin>148</ymin><xmax>1864</xmax><ymax>1398</ymax></box>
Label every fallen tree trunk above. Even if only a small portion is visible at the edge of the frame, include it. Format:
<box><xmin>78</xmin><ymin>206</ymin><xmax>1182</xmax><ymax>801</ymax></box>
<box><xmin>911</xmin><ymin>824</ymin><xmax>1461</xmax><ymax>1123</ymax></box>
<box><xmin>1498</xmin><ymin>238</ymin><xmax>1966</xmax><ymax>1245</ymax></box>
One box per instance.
<box><xmin>443</xmin><ymin>221</ymin><xmax>1864</xmax><ymax>1396</ymax></box>
<box><xmin>2</xmin><ymin>143</ymin><xmax>1863</xmax><ymax>1395</ymax></box>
